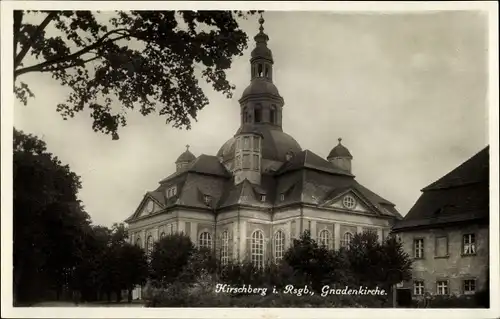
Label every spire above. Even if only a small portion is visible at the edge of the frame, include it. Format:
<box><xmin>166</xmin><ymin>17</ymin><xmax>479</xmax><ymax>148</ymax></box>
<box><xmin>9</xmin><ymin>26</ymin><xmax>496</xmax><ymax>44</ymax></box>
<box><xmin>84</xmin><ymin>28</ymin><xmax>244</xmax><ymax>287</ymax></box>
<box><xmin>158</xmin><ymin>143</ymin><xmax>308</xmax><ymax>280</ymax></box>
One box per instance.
<box><xmin>254</xmin><ymin>13</ymin><xmax>269</xmax><ymax>45</ymax></box>
<box><xmin>338</xmin><ymin>138</ymin><xmax>342</xmax><ymax>144</ymax></box>
<box><xmin>251</xmin><ymin>13</ymin><xmax>273</xmax><ymax>63</ymax></box>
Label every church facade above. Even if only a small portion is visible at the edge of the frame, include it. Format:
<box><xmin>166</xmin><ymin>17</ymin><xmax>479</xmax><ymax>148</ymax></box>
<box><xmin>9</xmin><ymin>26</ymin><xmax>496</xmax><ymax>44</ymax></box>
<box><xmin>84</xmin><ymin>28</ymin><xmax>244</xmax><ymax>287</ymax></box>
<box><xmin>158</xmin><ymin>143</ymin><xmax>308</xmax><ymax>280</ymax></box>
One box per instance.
<box><xmin>124</xmin><ymin>17</ymin><xmax>402</xmax><ymax>268</ymax></box>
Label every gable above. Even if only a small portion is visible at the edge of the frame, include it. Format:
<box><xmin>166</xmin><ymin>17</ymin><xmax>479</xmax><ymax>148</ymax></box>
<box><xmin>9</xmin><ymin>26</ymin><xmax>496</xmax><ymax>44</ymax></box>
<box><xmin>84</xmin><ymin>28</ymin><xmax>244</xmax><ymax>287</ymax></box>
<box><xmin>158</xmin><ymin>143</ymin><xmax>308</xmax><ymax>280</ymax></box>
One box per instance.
<box><xmin>323</xmin><ymin>190</ymin><xmax>374</xmax><ymax>214</ymax></box>
<box><xmin>137</xmin><ymin>198</ymin><xmax>162</xmax><ymax>218</ymax></box>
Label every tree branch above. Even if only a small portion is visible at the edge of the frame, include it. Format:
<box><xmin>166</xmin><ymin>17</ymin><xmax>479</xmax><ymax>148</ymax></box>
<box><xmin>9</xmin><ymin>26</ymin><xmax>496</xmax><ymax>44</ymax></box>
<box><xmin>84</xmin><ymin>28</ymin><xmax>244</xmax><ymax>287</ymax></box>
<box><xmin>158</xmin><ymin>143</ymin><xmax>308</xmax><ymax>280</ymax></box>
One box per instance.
<box><xmin>14</xmin><ymin>11</ymin><xmax>58</xmax><ymax>70</ymax></box>
<box><xmin>41</xmin><ymin>55</ymin><xmax>101</xmax><ymax>73</ymax></box>
<box><xmin>13</xmin><ymin>11</ymin><xmax>23</xmax><ymax>60</ymax></box>
<box><xmin>14</xmin><ymin>28</ymin><xmax>131</xmax><ymax>79</ymax></box>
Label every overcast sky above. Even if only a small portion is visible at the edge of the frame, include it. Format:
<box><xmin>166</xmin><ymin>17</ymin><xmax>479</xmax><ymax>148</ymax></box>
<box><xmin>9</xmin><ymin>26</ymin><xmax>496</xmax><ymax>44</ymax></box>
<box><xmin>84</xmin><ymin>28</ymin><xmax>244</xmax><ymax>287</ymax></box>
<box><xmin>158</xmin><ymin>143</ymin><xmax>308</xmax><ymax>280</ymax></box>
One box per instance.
<box><xmin>13</xmin><ymin>11</ymin><xmax>489</xmax><ymax>227</ymax></box>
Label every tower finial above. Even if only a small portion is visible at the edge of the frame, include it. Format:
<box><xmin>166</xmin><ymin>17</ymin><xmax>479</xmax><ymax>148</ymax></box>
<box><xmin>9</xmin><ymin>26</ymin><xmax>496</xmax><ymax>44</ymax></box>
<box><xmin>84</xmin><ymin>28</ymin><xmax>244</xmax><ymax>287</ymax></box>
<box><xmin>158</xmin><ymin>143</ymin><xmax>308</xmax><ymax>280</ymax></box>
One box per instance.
<box><xmin>259</xmin><ymin>13</ymin><xmax>265</xmax><ymax>32</ymax></box>
<box><xmin>186</xmin><ymin>144</ymin><xmax>190</xmax><ymax>151</ymax></box>
<box><xmin>338</xmin><ymin>138</ymin><xmax>342</xmax><ymax>144</ymax></box>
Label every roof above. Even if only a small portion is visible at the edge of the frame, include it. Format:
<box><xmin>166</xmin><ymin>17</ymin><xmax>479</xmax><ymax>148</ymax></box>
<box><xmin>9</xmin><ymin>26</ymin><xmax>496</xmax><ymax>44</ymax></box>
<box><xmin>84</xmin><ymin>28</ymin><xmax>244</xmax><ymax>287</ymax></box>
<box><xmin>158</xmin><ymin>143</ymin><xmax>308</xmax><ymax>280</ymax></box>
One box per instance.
<box><xmin>175</xmin><ymin>148</ymin><xmax>196</xmax><ymax>163</ymax></box>
<box><xmin>217</xmin><ymin>126</ymin><xmax>302</xmax><ymax>163</ymax></box>
<box><xmin>160</xmin><ymin>154</ymin><xmax>231</xmax><ymax>183</ymax></box>
<box><xmin>275</xmin><ymin>149</ymin><xmax>353</xmax><ymax>177</ymax></box>
<box><xmin>240</xmin><ymin>78</ymin><xmax>281</xmax><ymax>101</ymax></box>
<box><xmin>327</xmin><ymin>139</ymin><xmax>353</xmax><ymax>159</ymax></box>
<box><xmin>127</xmin><ymin>150</ymin><xmax>401</xmax><ymax>223</ymax></box>
<box><xmin>393</xmin><ymin>146</ymin><xmax>489</xmax><ymax>232</ymax></box>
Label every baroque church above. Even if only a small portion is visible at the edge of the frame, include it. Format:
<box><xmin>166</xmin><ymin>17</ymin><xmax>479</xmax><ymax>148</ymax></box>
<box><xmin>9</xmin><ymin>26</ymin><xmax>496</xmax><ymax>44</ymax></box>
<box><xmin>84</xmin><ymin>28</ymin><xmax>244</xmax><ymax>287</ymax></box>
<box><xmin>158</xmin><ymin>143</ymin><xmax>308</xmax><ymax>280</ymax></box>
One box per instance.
<box><xmin>125</xmin><ymin>16</ymin><xmax>402</xmax><ymax>267</ymax></box>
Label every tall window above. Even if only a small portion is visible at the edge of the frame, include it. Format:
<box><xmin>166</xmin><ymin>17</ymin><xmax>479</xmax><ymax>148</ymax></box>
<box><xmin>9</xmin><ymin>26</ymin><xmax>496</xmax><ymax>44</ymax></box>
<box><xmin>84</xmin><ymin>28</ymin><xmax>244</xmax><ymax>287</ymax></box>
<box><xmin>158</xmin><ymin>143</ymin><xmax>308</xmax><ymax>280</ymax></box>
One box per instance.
<box><xmin>257</xmin><ymin>64</ymin><xmax>263</xmax><ymax>77</ymax></box>
<box><xmin>413</xmin><ymin>281</ymin><xmax>424</xmax><ymax>296</ymax></box>
<box><xmin>270</xmin><ymin>105</ymin><xmax>277</xmax><ymax>124</ymax></box>
<box><xmin>435</xmin><ymin>236</ymin><xmax>448</xmax><ymax>257</ymax></box>
<box><xmin>199</xmin><ymin>232</ymin><xmax>212</xmax><ymax>250</ymax></box>
<box><xmin>146</xmin><ymin>235</ymin><xmax>153</xmax><ymax>257</ymax></box>
<box><xmin>463</xmin><ymin>279</ymin><xmax>476</xmax><ymax>295</ymax></box>
<box><xmin>160</xmin><ymin>232</ymin><xmax>166</xmax><ymax>239</ymax></box>
<box><xmin>135</xmin><ymin>237</ymin><xmax>142</xmax><ymax>248</ymax></box>
<box><xmin>253</xmin><ymin>136</ymin><xmax>260</xmax><ymax>150</ymax></box>
<box><xmin>414</xmin><ymin>238</ymin><xmax>424</xmax><ymax>259</ymax></box>
<box><xmin>274</xmin><ymin>231</ymin><xmax>285</xmax><ymax>262</ymax></box>
<box><xmin>243</xmin><ymin>136</ymin><xmax>250</xmax><ymax>150</ymax></box>
<box><xmin>251</xmin><ymin>230</ymin><xmax>265</xmax><ymax>268</ymax></box>
<box><xmin>221</xmin><ymin>231</ymin><xmax>229</xmax><ymax>265</ymax></box>
<box><xmin>254</xmin><ymin>107</ymin><xmax>262</xmax><ymax>123</ymax></box>
<box><xmin>436</xmin><ymin>281</ymin><xmax>449</xmax><ymax>295</ymax></box>
<box><xmin>242</xmin><ymin>154</ymin><xmax>251</xmax><ymax>169</ymax></box>
<box><xmin>463</xmin><ymin>234</ymin><xmax>476</xmax><ymax>255</ymax></box>
<box><xmin>253</xmin><ymin>154</ymin><xmax>260</xmax><ymax>170</ymax></box>
<box><xmin>319</xmin><ymin>229</ymin><xmax>331</xmax><ymax>249</ymax></box>
<box><xmin>264</xmin><ymin>65</ymin><xmax>269</xmax><ymax>78</ymax></box>
<box><xmin>242</xmin><ymin>107</ymin><xmax>249</xmax><ymax>123</ymax></box>
<box><xmin>341</xmin><ymin>232</ymin><xmax>353</xmax><ymax>249</ymax></box>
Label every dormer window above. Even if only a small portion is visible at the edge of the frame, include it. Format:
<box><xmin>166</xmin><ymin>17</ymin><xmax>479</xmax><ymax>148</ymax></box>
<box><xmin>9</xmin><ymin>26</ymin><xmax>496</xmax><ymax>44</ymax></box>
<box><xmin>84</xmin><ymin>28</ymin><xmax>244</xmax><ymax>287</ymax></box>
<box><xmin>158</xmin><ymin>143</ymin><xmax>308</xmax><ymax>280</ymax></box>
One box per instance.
<box><xmin>254</xmin><ymin>107</ymin><xmax>262</xmax><ymax>123</ymax></box>
<box><xmin>260</xmin><ymin>195</ymin><xmax>266</xmax><ymax>202</ymax></box>
<box><xmin>280</xmin><ymin>193</ymin><xmax>285</xmax><ymax>201</ymax></box>
<box><xmin>203</xmin><ymin>194</ymin><xmax>212</xmax><ymax>206</ymax></box>
<box><xmin>166</xmin><ymin>186</ymin><xmax>177</xmax><ymax>198</ymax></box>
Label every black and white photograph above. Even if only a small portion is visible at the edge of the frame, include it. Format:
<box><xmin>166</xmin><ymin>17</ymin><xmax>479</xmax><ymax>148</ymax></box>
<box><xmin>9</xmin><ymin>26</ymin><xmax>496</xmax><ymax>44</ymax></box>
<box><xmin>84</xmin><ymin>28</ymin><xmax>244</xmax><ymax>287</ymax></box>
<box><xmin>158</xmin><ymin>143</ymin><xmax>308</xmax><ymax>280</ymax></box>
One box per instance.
<box><xmin>1</xmin><ymin>1</ymin><xmax>499</xmax><ymax>318</ymax></box>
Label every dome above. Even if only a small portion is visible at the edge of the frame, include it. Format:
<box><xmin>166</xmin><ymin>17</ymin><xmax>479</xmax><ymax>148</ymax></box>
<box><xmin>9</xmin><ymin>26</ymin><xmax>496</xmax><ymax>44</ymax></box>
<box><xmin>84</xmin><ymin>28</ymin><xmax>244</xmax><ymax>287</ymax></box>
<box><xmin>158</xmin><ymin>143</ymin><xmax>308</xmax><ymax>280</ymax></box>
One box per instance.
<box><xmin>327</xmin><ymin>138</ymin><xmax>353</xmax><ymax>159</ymax></box>
<box><xmin>251</xmin><ymin>45</ymin><xmax>273</xmax><ymax>61</ymax></box>
<box><xmin>176</xmin><ymin>145</ymin><xmax>196</xmax><ymax>163</ymax></box>
<box><xmin>217</xmin><ymin>125</ymin><xmax>302</xmax><ymax>163</ymax></box>
<box><xmin>240</xmin><ymin>79</ymin><xmax>281</xmax><ymax>100</ymax></box>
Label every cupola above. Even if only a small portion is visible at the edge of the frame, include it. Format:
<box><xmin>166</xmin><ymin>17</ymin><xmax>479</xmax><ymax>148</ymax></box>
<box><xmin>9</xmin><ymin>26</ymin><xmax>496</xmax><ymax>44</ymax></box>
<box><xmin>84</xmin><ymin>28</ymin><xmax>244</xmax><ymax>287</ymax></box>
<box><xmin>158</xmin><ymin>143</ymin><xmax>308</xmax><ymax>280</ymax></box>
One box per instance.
<box><xmin>327</xmin><ymin>138</ymin><xmax>353</xmax><ymax>173</ymax></box>
<box><xmin>175</xmin><ymin>145</ymin><xmax>196</xmax><ymax>172</ymax></box>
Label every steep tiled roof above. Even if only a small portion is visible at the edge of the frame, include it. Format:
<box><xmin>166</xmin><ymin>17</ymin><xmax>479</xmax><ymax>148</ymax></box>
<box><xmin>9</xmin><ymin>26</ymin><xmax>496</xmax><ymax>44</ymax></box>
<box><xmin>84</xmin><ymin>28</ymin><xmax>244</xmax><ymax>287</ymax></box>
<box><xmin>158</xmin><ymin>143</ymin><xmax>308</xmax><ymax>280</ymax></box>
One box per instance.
<box><xmin>160</xmin><ymin>154</ymin><xmax>230</xmax><ymax>183</ymax></box>
<box><xmin>275</xmin><ymin>150</ymin><xmax>353</xmax><ymax>176</ymax></box>
<box><xmin>393</xmin><ymin>146</ymin><xmax>489</xmax><ymax>231</ymax></box>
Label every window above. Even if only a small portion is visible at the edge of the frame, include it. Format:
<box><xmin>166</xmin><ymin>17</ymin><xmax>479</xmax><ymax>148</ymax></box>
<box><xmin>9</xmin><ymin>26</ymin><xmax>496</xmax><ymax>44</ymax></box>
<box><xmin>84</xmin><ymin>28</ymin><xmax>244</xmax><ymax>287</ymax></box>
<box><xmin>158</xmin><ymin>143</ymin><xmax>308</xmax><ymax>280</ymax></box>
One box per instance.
<box><xmin>203</xmin><ymin>195</ymin><xmax>212</xmax><ymax>206</ymax></box>
<box><xmin>264</xmin><ymin>65</ymin><xmax>269</xmax><ymax>78</ymax></box>
<box><xmin>280</xmin><ymin>193</ymin><xmax>285</xmax><ymax>201</ymax></box>
<box><xmin>341</xmin><ymin>232</ymin><xmax>353</xmax><ymax>249</ymax></box>
<box><xmin>242</xmin><ymin>107</ymin><xmax>249</xmax><ymax>123</ymax></box>
<box><xmin>242</xmin><ymin>154</ymin><xmax>251</xmax><ymax>169</ymax></box>
<box><xmin>274</xmin><ymin>230</ymin><xmax>285</xmax><ymax>262</ymax></box>
<box><xmin>160</xmin><ymin>232</ymin><xmax>166</xmax><ymax>239</ymax></box>
<box><xmin>414</xmin><ymin>281</ymin><xmax>424</xmax><ymax>296</ymax></box>
<box><xmin>253</xmin><ymin>136</ymin><xmax>260</xmax><ymax>150</ymax></box>
<box><xmin>463</xmin><ymin>234</ymin><xmax>476</xmax><ymax>255</ymax></box>
<box><xmin>435</xmin><ymin>236</ymin><xmax>448</xmax><ymax>257</ymax></box>
<box><xmin>414</xmin><ymin>238</ymin><xmax>424</xmax><ymax>259</ymax></box>
<box><xmin>221</xmin><ymin>231</ymin><xmax>229</xmax><ymax>266</ymax></box>
<box><xmin>342</xmin><ymin>195</ymin><xmax>356</xmax><ymax>209</ymax></box>
<box><xmin>235</xmin><ymin>155</ymin><xmax>241</xmax><ymax>170</ymax></box>
<box><xmin>199</xmin><ymin>232</ymin><xmax>212</xmax><ymax>250</ymax></box>
<box><xmin>254</xmin><ymin>107</ymin><xmax>262</xmax><ymax>123</ymax></box>
<box><xmin>167</xmin><ymin>186</ymin><xmax>177</xmax><ymax>198</ymax></box>
<box><xmin>169</xmin><ymin>223</ymin><xmax>174</xmax><ymax>234</ymax></box>
<box><xmin>253</xmin><ymin>154</ymin><xmax>260</xmax><ymax>170</ymax></box>
<box><xmin>436</xmin><ymin>281</ymin><xmax>449</xmax><ymax>295</ymax></box>
<box><xmin>270</xmin><ymin>105</ymin><xmax>276</xmax><ymax>124</ymax></box>
<box><xmin>319</xmin><ymin>229</ymin><xmax>331</xmax><ymax>249</ymax></box>
<box><xmin>260</xmin><ymin>195</ymin><xmax>266</xmax><ymax>202</ymax></box>
<box><xmin>243</xmin><ymin>136</ymin><xmax>250</xmax><ymax>150</ymax></box>
<box><xmin>257</xmin><ymin>64</ymin><xmax>263</xmax><ymax>77</ymax></box>
<box><xmin>251</xmin><ymin>230</ymin><xmax>265</xmax><ymax>268</ymax></box>
<box><xmin>146</xmin><ymin>235</ymin><xmax>154</xmax><ymax>257</ymax></box>
<box><xmin>463</xmin><ymin>279</ymin><xmax>476</xmax><ymax>295</ymax></box>
<box><xmin>135</xmin><ymin>237</ymin><xmax>142</xmax><ymax>248</ymax></box>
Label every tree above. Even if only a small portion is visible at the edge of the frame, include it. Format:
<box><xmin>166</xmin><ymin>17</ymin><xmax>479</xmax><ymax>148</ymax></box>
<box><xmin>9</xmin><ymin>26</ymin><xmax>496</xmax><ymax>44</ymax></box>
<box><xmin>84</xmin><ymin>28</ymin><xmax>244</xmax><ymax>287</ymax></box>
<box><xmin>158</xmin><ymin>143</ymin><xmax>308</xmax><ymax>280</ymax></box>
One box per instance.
<box><xmin>116</xmin><ymin>243</ymin><xmax>149</xmax><ymax>303</ymax></box>
<box><xmin>13</xmin><ymin>128</ymin><xmax>91</xmax><ymax>303</ymax></box>
<box><xmin>149</xmin><ymin>233</ymin><xmax>196</xmax><ymax>287</ymax></box>
<box><xmin>14</xmin><ymin>10</ymin><xmax>261</xmax><ymax>139</ymax></box>
<box><xmin>283</xmin><ymin>230</ymin><xmax>337</xmax><ymax>291</ymax></box>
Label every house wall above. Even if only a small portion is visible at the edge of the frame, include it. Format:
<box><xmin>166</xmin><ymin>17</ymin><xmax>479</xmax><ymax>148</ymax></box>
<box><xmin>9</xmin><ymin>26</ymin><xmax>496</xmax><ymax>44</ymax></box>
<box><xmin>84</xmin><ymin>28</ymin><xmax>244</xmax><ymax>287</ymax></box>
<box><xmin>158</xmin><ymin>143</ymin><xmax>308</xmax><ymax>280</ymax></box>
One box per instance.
<box><xmin>397</xmin><ymin>223</ymin><xmax>489</xmax><ymax>296</ymax></box>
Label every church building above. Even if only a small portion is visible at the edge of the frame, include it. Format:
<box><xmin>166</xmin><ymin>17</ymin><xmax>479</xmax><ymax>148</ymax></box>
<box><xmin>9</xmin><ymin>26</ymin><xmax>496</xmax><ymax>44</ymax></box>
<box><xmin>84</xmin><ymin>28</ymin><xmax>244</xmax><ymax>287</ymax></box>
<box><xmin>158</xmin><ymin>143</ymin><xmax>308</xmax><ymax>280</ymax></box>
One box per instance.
<box><xmin>124</xmin><ymin>16</ymin><xmax>402</xmax><ymax>268</ymax></box>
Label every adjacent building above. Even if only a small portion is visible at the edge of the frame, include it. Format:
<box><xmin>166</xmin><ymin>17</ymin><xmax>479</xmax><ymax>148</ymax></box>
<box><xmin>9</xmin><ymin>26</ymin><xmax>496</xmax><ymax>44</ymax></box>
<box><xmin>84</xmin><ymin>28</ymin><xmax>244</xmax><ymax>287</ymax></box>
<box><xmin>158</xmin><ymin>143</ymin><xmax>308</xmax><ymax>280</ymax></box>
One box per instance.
<box><xmin>125</xmin><ymin>17</ymin><xmax>402</xmax><ymax>269</ymax></box>
<box><xmin>392</xmin><ymin>146</ymin><xmax>489</xmax><ymax>297</ymax></box>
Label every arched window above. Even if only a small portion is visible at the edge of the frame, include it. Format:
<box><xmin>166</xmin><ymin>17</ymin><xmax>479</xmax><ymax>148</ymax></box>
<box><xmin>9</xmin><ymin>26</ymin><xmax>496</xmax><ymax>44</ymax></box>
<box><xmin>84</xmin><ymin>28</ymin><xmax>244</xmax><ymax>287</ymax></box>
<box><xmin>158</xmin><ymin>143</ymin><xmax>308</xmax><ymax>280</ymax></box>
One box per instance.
<box><xmin>242</xmin><ymin>106</ymin><xmax>249</xmax><ymax>123</ymax></box>
<box><xmin>135</xmin><ymin>237</ymin><xmax>142</xmax><ymax>248</ymax></box>
<box><xmin>264</xmin><ymin>65</ymin><xmax>270</xmax><ymax>78</ymax></box>
<box><xmin>274</xmin><ymin>230</ymin><xmax>285</xmax><ymax>262</ymax></box>
<box><xmin>319</xmin><ymin>229</ymin><xmax>331</xmax><ymax>249</ymax></box>
<box><xmin>342</xmin><ymin>232</ymin><xmax>353</xmax><ymax>249</ymax></box>
<box><xmin>221</xmin><ymin>231</ymin><xmax>229</xmax><ymax>265</ymax></box>
<box><xmin>254</xmin><ymin>105</ymin><xmax>262</xmax><ymax>123</ymax></box>
<box><xmin>146</xmin><ymin>235</ymin><xmax>154</xmax><ymax>257</ymax></box>
<box><xmin>258</xmin><ymin>64</ymin><xmax>263</xmax><ymax>77</ymax></box>
<box><xmin>199</xmin><ymin>232</ymin><xmax>212</xmax><ymax>250</ymax></box>
<box><xmin>251</xmin><ymin>230</ymin><xmax>265</xmax><ymax>268</ymax></box>
<box><xmin>160</xmin><ymin>232</ymin><xmax>166</xmax><ymax>239</ymax></box>
<box><xmin>270</xmin><ymin>105</ymin><xmax>277</xmax><ymax>124</ymax></box>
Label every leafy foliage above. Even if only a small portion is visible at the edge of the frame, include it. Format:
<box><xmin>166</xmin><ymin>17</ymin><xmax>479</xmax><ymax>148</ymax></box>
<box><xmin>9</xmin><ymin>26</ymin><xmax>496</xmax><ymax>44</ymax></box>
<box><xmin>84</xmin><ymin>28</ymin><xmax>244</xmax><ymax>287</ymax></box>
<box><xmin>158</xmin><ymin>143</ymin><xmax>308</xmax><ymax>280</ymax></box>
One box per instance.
<box><xmin>149</xmin><ymin>233</ymin><xmax>196</xmax><ymax>286</ymax></box>
<box><xmin>14</xmin><ymin>10</ymin><xmax>261</xmax><ymax>139</ymax></box>
<box><xmin>13</xmin><ymin>128</ymin><xmax>90</xmax><ymax>303</ymax></box>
